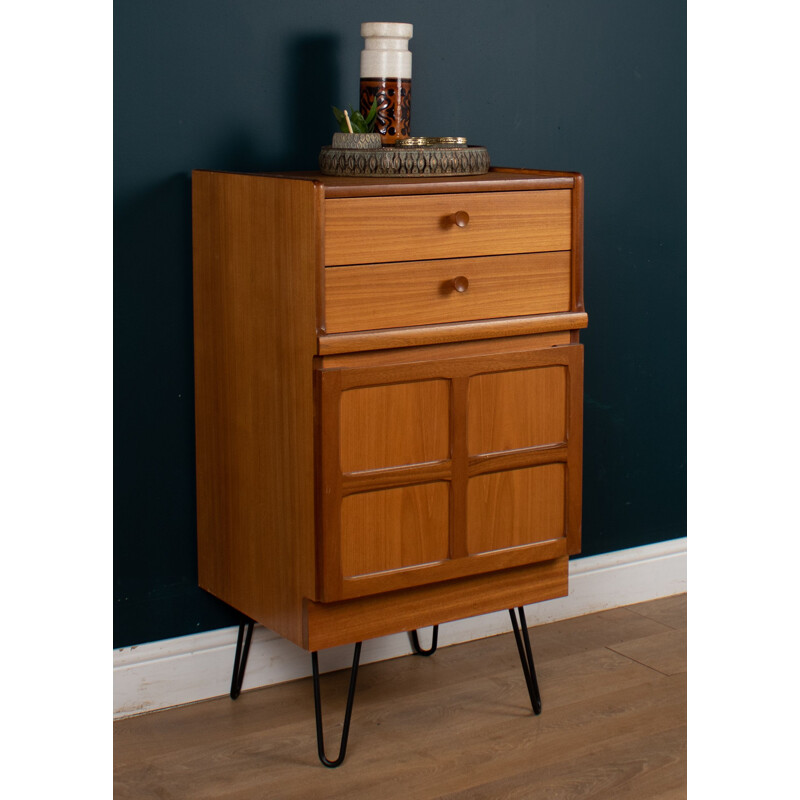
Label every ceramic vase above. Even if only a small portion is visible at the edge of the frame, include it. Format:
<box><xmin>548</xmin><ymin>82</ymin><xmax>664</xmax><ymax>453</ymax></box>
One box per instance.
<box><xmin>359</xmin><ymin>22</ymin><xmax>413</xmax><ymax>144</ymax></box>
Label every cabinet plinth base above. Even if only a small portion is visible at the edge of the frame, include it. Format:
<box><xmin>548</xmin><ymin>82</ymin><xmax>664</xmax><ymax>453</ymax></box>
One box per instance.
<box><xmin>304</xmin><ymin>557</ymin><xmax>568</xmax><ymax>651</ymax></box>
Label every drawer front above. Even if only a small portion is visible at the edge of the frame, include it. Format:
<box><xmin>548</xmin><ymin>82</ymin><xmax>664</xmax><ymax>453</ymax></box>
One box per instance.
<box><xmin>325</xmin><ymin>252</ymin><xmax>571</xmax><ymax>333</ymax></box>
<box><xmin>324</xmin><ymin>190</ymin><xmax>572</xmax><ymax>266</ymax></box>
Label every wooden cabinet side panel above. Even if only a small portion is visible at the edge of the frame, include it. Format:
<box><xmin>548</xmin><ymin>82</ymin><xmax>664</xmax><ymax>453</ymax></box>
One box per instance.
<box><xmin>192</xmin><ymin>172</ymin><xmax>320</xmax><ymax>645</ymax></box>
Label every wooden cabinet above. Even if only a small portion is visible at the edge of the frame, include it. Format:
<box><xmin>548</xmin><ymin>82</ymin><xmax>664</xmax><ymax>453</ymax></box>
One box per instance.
<box><xmin>192</xmin><ymin>168</ymin><xmax>586</xmax><ymax>653</ymax></box>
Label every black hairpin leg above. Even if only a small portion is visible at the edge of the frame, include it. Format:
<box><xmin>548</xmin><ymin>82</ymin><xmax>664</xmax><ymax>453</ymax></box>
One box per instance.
<box><xmin>409</xmin><ymin>625</ymin><xmax>439</xmax><ymax>656</ymax></box>
<box><xmin>230</xmin><ymin>621</ymin><xmax>254</xmax><ymax>700</ymax></box>
<box><xmin>509</xmin><ymin>606</ymin><xmax>542</xmax><ymax>715</ymax></box>
<box><xmin>312</xmin><ymin>641</ymin><xmax>362</xmax><ymax>768</ymax></box>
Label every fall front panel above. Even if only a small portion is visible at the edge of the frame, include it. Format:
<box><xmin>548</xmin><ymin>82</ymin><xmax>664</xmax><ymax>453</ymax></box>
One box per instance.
<box><xmin>317</xmin><ymin>343</ymin><xmax>582</xmax><ymax>601</ymax></box>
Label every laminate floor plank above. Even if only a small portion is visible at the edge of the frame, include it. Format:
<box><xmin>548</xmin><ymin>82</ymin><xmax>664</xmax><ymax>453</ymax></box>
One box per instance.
<box><xmin>518</xmin><ymin>606</ymin><xmax>675</xmax><ymax>661</ymax></box>
<box><xmin>114</xmin><ymin>595</ymin><xmax>686</xmax><ymax>799</ymax></box>
<box><xmin>607</xmin><ymin>628</ymin><xmax>687</xmax><ymax>676</ymax></box>
<box><xmin>435</xmin><ymin>719</ymin><xmax>687</xmax><ymax>800</ymax></box>
<box><xmin>625</xmin><ymin>593</ymin><xmax>687</xmax><ymax>631</ymax></box>
<box><xmin>386</xmin><ymin>674</ymin><xmax>687</xmax><ymax>800</ymax></box>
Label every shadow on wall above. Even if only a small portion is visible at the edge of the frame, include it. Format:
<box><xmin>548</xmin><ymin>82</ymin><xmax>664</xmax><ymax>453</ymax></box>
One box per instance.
<box><xmin>114</xmin><ymin>34</ymin><xmax>344</xmax><ymax>646</ymax></box>
<box><xmin>286</xmin><ymin>34</ymin><xmax>341</xmax><ymax>168</ymax></box>
<box><xmin>200</xmin><ymin>33</ymin><xmax>343</xmax><ymax>173</ymax></box>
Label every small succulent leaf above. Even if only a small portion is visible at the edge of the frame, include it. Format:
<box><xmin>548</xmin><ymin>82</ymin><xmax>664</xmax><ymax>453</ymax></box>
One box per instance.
<box><xmin>350</xmin><ymin>112</ymin><xmax>368</xmax><ymax>133</ymax></box>
<box><xmin>365</xmin><ymin>97</ymin><xmax>378</xmax><ymax>126</ymax></box>
<box><xmin>332</xmin><ymin>106</ymin><xmax>349</xmax><ymax>132</ymax></box>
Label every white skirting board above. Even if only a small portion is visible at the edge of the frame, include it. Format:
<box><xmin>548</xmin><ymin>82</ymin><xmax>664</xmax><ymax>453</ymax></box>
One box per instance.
<box><xmin>114</xmin><ymin>537</ymin><xmax>686</xmax><ymax>719</ymax></box>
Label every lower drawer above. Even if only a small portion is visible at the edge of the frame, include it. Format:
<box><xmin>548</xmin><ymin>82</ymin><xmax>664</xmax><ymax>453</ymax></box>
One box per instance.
<box><xmin>324</xmin><ymin>251</ymin><xmax>571</xmax><ymax>333</ymax></box>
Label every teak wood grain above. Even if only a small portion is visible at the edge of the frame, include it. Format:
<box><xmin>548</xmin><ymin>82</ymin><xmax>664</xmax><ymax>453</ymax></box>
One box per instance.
<box><xmin>304</xmin><ymin>557</ymin><xmax>569</xmax><ymax>650</ymax></box>
<box><xmin>316</xmin><ymin>342</ymin><xmax>583</xmax><ymax>602</ymax></box>
<box><xmin>571</xmin><ymin>172</ymin><xmax>585</xmax><ymax>312</ymax></box>
<box><xmin>319</xmin><ymin>330</ymin><xmax>572</xmax><ymax>367</ymax></box>
<box><xmin>324</xmin><ymin>251</ymin><xmax>571</xmax><ymax>333</ymax></box>
<box><xmin>192</xmin><ymin>172</ymin><xmax>320</xmax><ymax>645</ymax></box>
<box><xmin>267</xmin><ymin>167</ymin><xmax>579</xmax><ymax>197</ymax></box>
<box><xmin>339</xmin><ymin>379</ymin><xmax>450</xmax><ymax>472</ymax></box>
<box><xmin>340</xmin><ymin>482</ymin><xmax>451</xmax><ymax>578</ymax></box>
<box><xmin>467</xmin><ymin>463</ymin><xmax>566</xmax><ymax>555</ymax></box>
<box><xmin>324</xmin><ymin>190</ymin><xmax>572</xmax><ymax>266</ymax></box>
<box><xmin>192</xmin><ymin>168</ymin><xmax>586</xmax><ymax>652</ymax></box>
<box><xmin>467</xmin><ymin>364</ymin><xmax>568</xmax><ymax>455</ymax></box>
<box><xmin>317</xmin><ymin>311</ymin><xmax>588</xmax><ymax>355</ymax></box>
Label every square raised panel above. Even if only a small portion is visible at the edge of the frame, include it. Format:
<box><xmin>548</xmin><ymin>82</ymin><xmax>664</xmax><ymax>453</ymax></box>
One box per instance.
<box><xmin>467</xmin><ymin>366</ymin><xmax>567</xmax><ymax>456</ymax></box>
<box><xmin>339</xmin><ymin>379</ymin><xmax>450</xmax><ymax>473</ymax></box>
<box><xmin>467</xmin><ymin>464</ymin><xmax>566</xmax><ymax>555</ymax></box>
<box><xmin>340</xmin><ymin>482</ymin><xmax>450</xmax><ymax>578</ymax></box>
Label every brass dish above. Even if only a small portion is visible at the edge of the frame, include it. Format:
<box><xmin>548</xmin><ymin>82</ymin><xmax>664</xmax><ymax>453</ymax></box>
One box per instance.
<box><xmin>395</xmin><ymin>136</ymin><xmax>468</xmax><ymax>147</ymax></box>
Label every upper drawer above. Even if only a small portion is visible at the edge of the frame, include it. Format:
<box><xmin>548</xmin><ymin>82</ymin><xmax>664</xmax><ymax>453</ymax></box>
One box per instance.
<box><xmin>324</xmin><ymin>190</ymin><xmax>572</xmax><ymax>266</ymax></box>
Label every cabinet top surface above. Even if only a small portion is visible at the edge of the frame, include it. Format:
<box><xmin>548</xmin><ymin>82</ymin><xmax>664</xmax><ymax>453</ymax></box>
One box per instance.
<box><xmin>192</xmin><ymin>167</ymin><xmax>580</xmax><ymax>198</ymax></box>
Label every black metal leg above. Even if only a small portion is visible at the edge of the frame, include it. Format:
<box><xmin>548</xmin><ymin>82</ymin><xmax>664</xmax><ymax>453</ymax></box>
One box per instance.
<box><xmin>409</xmin><ymin>625</ymin><xmax>439</xmax><ymax>656</ymax></box>
<box><xmin>230</xmin><ymin>621</ymin><xmax>254</xmax><ymax>700</ymax></box>
<box><xmin>509</xmin><ymin>606</ymin><xmax>542</xmax><ymax>715</ymax></box>
<box><xmin>312</xmin><ymin>642</ymin><xmax>362</xmax><ymax>768</ymax></box>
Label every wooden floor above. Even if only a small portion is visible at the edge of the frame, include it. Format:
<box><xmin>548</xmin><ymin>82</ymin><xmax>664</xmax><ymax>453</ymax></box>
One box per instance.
<box><xmin>114</xmin><ymin>594</ymin><xmax>686</xmax><ymax>799</ymax></box>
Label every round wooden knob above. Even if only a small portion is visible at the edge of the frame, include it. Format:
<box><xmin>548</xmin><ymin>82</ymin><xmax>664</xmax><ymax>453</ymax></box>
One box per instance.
<box><xmin>453</xmin><ymin>211</ymin><xmax>470</xmax><ymax>228</ymax></box>
<box><xmin>453</xmin><ymin>276</ymin><xmax>470</xmax><ymax>293</ymax></box>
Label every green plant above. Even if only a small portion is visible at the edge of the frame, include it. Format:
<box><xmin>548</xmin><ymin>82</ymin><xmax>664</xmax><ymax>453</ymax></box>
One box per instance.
<box><xmin>332</xmin><ymin>98</ymin><xmax>379</xmax><ymax>133</ymax></box>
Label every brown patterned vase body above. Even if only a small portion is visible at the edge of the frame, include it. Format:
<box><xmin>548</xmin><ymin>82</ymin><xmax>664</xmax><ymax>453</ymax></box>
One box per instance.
<box><xmin>360</xmin><ymin>78</ymin><xmax>412</xmax><ymax>144</ymax></box>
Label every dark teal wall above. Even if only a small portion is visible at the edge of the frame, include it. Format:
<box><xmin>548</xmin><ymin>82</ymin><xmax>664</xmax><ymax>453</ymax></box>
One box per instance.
<box><xmin>114</xmin><ymin>0</ymin><xmax>686</xmax><ymax>648</ymax></box>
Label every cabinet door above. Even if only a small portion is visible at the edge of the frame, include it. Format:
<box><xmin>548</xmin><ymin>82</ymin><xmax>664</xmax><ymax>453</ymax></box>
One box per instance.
<box><xmin>316</xmin><ymin>342</ymin><xmax>583</xmax><ymax>601</ymax></box>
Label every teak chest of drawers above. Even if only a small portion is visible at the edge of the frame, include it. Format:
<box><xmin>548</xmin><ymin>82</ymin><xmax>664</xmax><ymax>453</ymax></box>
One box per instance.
<box><xmin>192</xmin><ymin>167</ymin><xmax>587</xmax><ymax>765</ymax></box>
